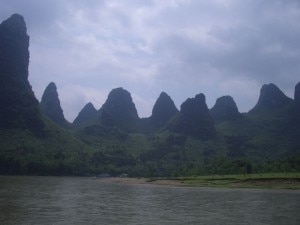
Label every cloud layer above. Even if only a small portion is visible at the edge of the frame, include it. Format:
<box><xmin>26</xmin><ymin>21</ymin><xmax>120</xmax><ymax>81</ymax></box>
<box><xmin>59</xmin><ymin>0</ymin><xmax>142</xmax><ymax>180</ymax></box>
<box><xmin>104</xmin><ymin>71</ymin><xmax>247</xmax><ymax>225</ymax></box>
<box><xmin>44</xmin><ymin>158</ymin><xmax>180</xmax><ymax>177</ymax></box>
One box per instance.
<box><xmin>1</xmin><ymin>0</ymin><xmax>299</xmax><ymax>121</ymax></box>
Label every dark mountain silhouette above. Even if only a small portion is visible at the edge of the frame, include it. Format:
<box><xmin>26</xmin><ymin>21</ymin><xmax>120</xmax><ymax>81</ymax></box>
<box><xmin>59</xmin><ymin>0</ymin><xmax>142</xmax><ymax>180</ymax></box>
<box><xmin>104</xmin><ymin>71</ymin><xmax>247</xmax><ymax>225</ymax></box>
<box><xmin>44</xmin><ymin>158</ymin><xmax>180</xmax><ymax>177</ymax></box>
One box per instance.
<box><xmin>150</xmin><ymin>92</ymin><xmax>178</xmax><ymax>127</ymax></box>
<box><xmin>249</xmin><ymin>83</ymin><xmax>292</xmax><ymax>114</ymax></box>
<box><xmin>0</xmin><ymin>14</ymin><xmax>44</xmax><ymax>135</ymax></box>
<box><xmin>295</xmin><ymin>82</ymin><xmax>300</xmax><ymax>105</ymax></box>
<box><xmin>40</xmin><ymin>82</ymin><xmax>68</xmax><ymax>125</ymax></box>
<box><xmin>1</xmin><ymin>14</ymin><xmax>300</xmax><ymax>177</ymax></box>
<box><xmin>100</xmin><ymin>87</ymin><xmax>139</xmax><ymax>130</ymax></box>
<box><xmin>288</xmin><ymin>82</ymin><xmax>300</xmax><ymax>135</ymax></box>
<box><xmin>73</xmin><ymin>102</ymin><xmax>98</xmax><ymax>125</ymax></box>
<box><xmin>210</xmin><ymin>96</ymin><xmax>242</xmax><ymax>123</ymax></box>
<box><xmin>170</xmin><ymin>93</ymin><xmax>215</xmax><ymax>139</ymax></box>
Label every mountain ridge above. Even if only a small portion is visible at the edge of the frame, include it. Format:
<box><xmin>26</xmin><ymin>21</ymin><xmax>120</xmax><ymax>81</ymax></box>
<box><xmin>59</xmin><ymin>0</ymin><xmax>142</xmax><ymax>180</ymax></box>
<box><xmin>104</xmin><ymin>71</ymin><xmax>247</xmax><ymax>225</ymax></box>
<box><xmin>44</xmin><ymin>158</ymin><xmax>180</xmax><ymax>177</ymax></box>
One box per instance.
<box><xmin>1</xmin><ymin>14</ymin><xmax>300</xmax><ymax>177</ymax></box>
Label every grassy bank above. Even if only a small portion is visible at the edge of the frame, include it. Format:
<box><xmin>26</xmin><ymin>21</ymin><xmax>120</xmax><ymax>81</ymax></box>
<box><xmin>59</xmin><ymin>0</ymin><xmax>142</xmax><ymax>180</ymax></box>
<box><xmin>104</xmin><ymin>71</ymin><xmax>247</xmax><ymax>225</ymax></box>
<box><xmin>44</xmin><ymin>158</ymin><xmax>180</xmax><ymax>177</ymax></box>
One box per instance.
<box><xmin>177</xmin><ymin>173</ymin><xmax>300</xmax><ymax>189</ymax></box>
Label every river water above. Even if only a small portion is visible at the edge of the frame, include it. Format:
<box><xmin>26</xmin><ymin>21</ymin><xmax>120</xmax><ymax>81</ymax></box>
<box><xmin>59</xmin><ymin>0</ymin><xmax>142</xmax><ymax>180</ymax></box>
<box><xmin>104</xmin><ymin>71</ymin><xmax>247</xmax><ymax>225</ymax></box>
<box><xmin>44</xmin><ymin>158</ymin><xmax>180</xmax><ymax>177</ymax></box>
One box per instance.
<box><xmin>0</xmin><ymin>176</ymin><xmax>299</xmax><ymax>225</ymax></box>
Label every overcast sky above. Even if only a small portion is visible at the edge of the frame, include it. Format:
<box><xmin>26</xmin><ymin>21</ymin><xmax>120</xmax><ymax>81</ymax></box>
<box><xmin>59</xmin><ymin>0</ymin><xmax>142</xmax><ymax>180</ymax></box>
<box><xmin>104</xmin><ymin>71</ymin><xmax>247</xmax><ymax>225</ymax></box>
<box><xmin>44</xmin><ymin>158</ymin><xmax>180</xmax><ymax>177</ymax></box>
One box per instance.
<box><xmin>1</xmin><ymin>0</ymin><xmax>299</xmax><ymax>122</ymax></box>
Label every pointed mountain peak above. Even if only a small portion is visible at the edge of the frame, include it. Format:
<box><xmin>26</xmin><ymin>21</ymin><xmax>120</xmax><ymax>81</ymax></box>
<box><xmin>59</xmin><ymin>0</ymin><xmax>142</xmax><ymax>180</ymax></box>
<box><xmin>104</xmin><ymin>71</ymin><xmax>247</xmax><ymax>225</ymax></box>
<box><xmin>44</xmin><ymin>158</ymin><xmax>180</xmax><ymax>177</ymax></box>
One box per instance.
<box><xmin>42</xmin><ymin>82</ymin><xmax>58</xmax><ymax>92</ymax></box>
<box><xmin>250</xmin><ymin>83</ymin><xmax>292</xmax><ymax>113</ymax></box>
<box><xmin>0</xmin><ymin>13</ymin><xmax>29</xmax><ymax>81</ymax></box>
<box><xmin>195</xmin><ymin>93</ymin><xmax>206</xmax><ymax>101</ymax></box>
<box><xmin>295</xmin><ymin>82</ymin><xmax>300</xmax><ymax>104</ymax></box>
<box><xmin>0</xmin><ymin>14</ymin><xmax>44</xmax><ymax>135</ymax></box>
<box><xmin>0</xmin><ymin>14</ymin><xmax>27</xmax><ymax>34</ymax></box>
<box><xmin>104</xmin><ymin>88</ymin><xmax>137</xmax><ymax>112</ymax></box>
<box><xmin>40</xmin><ymin>82</ymin><xmax>68</xmax><ymax>125</ymax></box>
<box><xmin>158</xmin><ymin>91</ymin><xmax>170</xmax><ymax>99</ymax></box>
<box><xmin>110</xmin><ymin>87</ymin><xmax>124</xmax><ymax>93</ymax></box>
<box><xmin>85</xmin><ymin>102</ymin><xmax>96</xmax><ymax>110</ymax></box>
<box><xmin>6</xmin><ymin>13</ymin><xmax>25</xmax><ymax>21</ymax></box>
<box><xmin>49</xmin><ymin>81</ymin><xmax>56</xmax><ymax>86</ymax></box>
<box><xmin>73</xmin><ymin>102</ymin><xmax>97</xmax><ymax>125</ymax></box>
<box><xmin>181</xmin><ymin>93</ymin><xmax>208</xmax><ymax>117</ymax></box>
<box><xmin>100</xmin><ymin>87</ymin><xmax>139</xmax><ymax>129</ymax></box>
<box><xmin>210</xmin><ymin>95</ymin><xmax>241</xmax><ymax>123</ymax></box>
<box><xmin>41</xmin><ymin>82</ymin><xmax>58</xmax><ymax>102</ymax></box>
<box><xmin>170</xmin><ymin>93</ymin><xmax>215</xmax><ymax>139</ymax></box>
<box><xmin>151</xmin><ymin>92</ymin><xmax>178</xmax><ymax>126</ymax></box>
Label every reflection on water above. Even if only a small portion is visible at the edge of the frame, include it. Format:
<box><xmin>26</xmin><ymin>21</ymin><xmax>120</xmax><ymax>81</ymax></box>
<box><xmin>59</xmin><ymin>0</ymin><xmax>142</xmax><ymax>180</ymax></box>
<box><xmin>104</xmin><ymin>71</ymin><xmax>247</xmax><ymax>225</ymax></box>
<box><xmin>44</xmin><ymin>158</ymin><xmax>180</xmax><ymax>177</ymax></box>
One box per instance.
<box><xmin>0</xmin><ymin>176</ymin><xmax>299</xmax><ymax>225</ymax></box>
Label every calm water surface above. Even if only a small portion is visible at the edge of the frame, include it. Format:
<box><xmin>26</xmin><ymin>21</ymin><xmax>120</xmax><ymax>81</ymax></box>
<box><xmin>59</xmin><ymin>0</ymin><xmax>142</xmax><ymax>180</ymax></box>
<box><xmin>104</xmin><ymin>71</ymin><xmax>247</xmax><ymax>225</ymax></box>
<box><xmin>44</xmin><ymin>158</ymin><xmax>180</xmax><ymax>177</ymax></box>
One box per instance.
<box><xmin>0</xmin><ymin>176</ymin><xmax>299</xmax><ymax>225</ymax></box>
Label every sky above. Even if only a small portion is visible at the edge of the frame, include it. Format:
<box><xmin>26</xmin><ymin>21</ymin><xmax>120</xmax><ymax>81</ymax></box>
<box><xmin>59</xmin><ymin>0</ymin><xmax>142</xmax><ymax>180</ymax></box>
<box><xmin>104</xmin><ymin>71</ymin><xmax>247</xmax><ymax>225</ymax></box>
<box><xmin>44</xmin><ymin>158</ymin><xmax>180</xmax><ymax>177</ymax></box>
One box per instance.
<box><xmin>1</xmin><ymin>0</ymin><xmax>300</xmax><ymax>122</ymax></box>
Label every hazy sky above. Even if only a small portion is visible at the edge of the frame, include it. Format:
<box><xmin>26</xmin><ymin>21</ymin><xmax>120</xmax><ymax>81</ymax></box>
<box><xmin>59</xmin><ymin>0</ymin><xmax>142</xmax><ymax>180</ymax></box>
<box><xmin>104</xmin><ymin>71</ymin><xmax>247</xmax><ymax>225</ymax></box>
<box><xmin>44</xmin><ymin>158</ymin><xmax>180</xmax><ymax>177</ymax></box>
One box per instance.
<box><xmin>1</xmin><ymin>0</ymin><xmax>299</xmax><ymax>122</ymax></box>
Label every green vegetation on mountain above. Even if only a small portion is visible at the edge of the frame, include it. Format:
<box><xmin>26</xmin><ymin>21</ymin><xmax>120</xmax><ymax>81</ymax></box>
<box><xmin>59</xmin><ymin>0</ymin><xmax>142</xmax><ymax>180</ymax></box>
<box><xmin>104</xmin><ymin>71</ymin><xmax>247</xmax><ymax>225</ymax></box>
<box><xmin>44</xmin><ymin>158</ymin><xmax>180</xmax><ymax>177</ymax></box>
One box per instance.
<box><xmin>170</xmin><ymin>93</ymin><xmax>216</xmax><ymax>140</ymax></box>
<box><xmin>0</xmin><ymin>14</ymin><xmax>299</xmax><ymax>177</ymax></box>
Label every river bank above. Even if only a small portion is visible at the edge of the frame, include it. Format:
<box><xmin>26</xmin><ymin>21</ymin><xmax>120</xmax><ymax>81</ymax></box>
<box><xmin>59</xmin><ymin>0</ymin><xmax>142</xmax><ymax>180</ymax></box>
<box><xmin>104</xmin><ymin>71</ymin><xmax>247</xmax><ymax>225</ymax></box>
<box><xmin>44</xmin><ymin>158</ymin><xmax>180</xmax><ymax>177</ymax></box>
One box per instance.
<box><xmin>97</xmin><ymin>173</ymin><xmax>300</xmax><ymax>189</ymax></box>
<box><xmin>97</xmin><ymin>177</ymin><xmax>185</xmax><ymax>186</ymax></box>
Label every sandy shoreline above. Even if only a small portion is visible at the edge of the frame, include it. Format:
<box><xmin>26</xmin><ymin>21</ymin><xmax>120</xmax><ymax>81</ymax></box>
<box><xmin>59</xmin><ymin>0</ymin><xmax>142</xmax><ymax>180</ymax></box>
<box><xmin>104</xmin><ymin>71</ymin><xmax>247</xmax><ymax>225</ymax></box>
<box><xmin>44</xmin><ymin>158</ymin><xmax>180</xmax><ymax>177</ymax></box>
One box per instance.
<box><xmin>96</xmin><ymin>176</ymin><xmax>300</xmax><ymax>189</ymax></box>
<box><xmin>97</xmin><ymin>177</ymin><xmax>185</xmax><ymax>186</ymax></box>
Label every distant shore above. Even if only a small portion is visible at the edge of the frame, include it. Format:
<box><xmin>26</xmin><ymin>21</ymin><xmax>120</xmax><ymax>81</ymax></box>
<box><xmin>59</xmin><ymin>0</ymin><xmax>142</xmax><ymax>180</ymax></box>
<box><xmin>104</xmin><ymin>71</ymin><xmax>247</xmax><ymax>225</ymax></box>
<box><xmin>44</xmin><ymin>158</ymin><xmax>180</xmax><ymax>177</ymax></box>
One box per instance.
<box><xmin>97</xmin><ymin>173</ymin><xmax>300</xmax><ymax>189</ymax></box>
<box><xmin>97</xmin><ymin>177</ymin><xmax>185</xmax><ymax>186</ymax></box>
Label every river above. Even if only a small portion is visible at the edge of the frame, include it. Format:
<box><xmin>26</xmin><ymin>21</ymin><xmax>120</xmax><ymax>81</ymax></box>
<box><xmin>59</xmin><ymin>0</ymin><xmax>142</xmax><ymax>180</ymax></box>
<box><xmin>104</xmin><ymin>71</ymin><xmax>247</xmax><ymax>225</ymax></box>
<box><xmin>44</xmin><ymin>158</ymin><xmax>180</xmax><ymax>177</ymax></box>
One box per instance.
<box><xmin>0</xmin><ymin>176</ymin><xmax>299</xmax><ymax>225</ymax></box>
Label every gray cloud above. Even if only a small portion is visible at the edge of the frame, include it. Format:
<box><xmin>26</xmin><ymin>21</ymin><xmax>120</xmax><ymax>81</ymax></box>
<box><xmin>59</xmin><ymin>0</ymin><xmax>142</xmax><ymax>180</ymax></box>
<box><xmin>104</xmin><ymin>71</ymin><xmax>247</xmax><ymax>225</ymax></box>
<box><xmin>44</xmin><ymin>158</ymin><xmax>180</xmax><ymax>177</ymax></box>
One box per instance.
<box><xmin>1</xmin><ymin>0</ymin><xmax>299</xmax><ymax>121</ymax></box>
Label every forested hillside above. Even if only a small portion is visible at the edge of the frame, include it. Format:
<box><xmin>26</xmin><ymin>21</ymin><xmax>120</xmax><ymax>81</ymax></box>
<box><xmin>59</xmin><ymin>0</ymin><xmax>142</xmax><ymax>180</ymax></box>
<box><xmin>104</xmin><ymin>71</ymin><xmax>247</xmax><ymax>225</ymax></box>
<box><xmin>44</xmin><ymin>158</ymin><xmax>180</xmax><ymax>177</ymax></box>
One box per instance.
<box><xmin>1</xmin><ymin>14</ymin><xmax>299</xmax><ymax>177</ymax></box>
